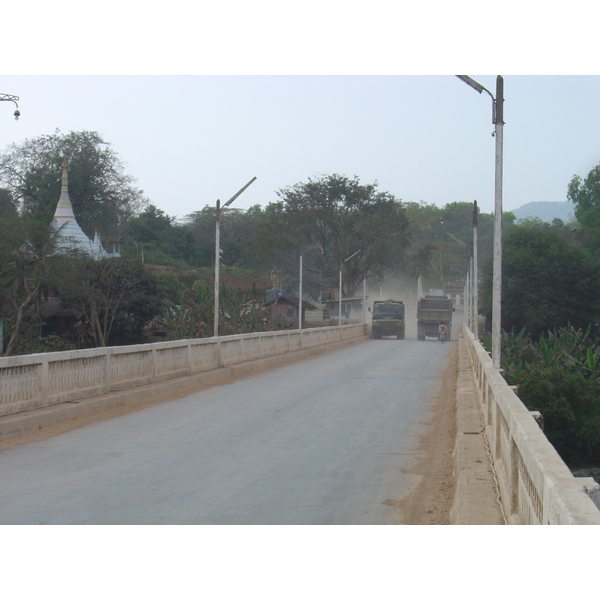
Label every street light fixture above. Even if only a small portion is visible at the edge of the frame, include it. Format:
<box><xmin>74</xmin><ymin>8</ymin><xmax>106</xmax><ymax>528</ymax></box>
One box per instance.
<box><xmin>339</xmin><ymin>249</ymin><xmax>361</xmax><ymax>328</ymax></box>
<box><xmin>299</xmin><ymin>245</ymin><xmax>322</xmax><ymax>331</ymax></box>
<box><xmin>214</xmin><ymin>176</ymin><xmax>257</xmax><ymax>337</ymax></box>
<box><xmin>1</xmin><ymin>93</ymin><xmax>20</xmax><ymax>120</ymax></box>
<box><xmin>456</xmin><ymin>75</ymin><xmax>504</xmax><ymax>369</ymax></box>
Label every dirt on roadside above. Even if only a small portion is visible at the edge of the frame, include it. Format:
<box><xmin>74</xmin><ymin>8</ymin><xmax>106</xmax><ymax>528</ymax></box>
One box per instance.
<box><xmin>395</xmin><ymin>341</ymin><xmax>459</xmax><ymax>524</ymax></box>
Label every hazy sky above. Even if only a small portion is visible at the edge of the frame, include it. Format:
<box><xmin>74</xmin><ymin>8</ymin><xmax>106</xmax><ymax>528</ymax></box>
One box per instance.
<box><xmin>2</xmin><ymin>3</ymin><xmax>599</xmax><ymax>226</ymax></box>
<box><xmin>2</xmin><ymin>74</ymin><xmax>597</xmax><ymax>221</ymax></box>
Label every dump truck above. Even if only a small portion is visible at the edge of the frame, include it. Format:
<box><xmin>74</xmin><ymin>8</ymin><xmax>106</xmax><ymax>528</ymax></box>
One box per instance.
<box><xmin>369</xmin><ymin>299</ymin><xmax>405</xmax><ymax>339</ymax></box>
<box><xmin>417</xmin><ymin>295</ymin><xmax>453</xmax><ymax>341</ymax></box>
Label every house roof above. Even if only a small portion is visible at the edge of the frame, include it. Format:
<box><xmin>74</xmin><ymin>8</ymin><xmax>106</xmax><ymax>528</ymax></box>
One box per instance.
<box><xmin>264</xmin><ymin>295</ymin><xmax>318</xmax><ymax>310</ymax></box>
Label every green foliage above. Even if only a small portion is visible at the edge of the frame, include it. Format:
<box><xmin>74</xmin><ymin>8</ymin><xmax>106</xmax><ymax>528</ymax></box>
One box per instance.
<box><xmin>501</xmin><ymin>327</ymin><xmax>600</xmax><ymax>466</ymax></box>
<box><xmin>10</xmin><ymin>333</ymin><xmax>77</xmax><ymax>356</ymax></box>
<box><xmin>154</xmin><ymin>280</ymin><xmax>214</xmax><ymax>340</ymax></box>
<box><xmin>400</xmin><ymin>201</ymin><xmax>516</xmax><ymax>290</ymax></box>
<box><xmin>0</xmin><ymin>188</ymin><xmax>18</xmax><ymax>218</ymax></box>
<box><xmin>55</xmin><ymin>257</ymin><xmax>163</xmax><ymax>347</ymax></box>
<box><xmin>568</xmin><ymin>164</ymin><xmax>600</xmax><ymax>228</ymax></box>
<box><xmin>122</xmin><ymin>205</ymin><xmax>209</xmax><ymax>268</ymax></box>
<box><xmin>481</xmin><ymin>225</ymin><xmax>600</xmax><ymax>339</ymax></box>
<box><xmin>257</xmin><ymin>174</ymin><xmax>410</xmax><ymax>297</ymax></box>
<box><xmin>153</xmin><ymin>270</ymin><xmax>186</xmax><ymax>306</ymax></box>
<box><xmin>153</xmin><ymin>279</ymin><xmax>273</xmax><ymax>340</ymax></box>
<box><xmin>567</xmin><ymin>163</ymin><xmax>600</xmax><ymax>259</ymax></box>
<box><xmin>518</xmin><ymin>367</ymin><xmax>600</xmax><ymax>465</ymax></box>
<box><xmin>185</xmin><ymin>204</ymin><xmax>267</xmax><ymax>271</ymax></box>
<box><xmin>0</xmin><ymin>215</ymin><xmax>64</xmax><ymax>356</ymax></box>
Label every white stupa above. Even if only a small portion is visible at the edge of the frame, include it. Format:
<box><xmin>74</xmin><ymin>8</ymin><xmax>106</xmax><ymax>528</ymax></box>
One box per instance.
<box><xmin>52</xmin><ymin>157</ymin><xmax>116</xmax><ymax>259</ymax></box>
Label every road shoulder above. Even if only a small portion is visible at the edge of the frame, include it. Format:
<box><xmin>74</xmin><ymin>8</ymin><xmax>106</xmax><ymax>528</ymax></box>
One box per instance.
<box><xmin>449</xmin><ymin>332</ymin><xmax>506</xmax><ymax>525</ymax></box>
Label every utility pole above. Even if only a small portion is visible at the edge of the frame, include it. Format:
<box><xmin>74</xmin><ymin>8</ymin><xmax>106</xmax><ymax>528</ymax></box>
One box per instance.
<box><xmin>456</xmin><ymin>75</ymin><xmax>504</xmax><ymax>368</ymax></box>
<box><xmin>492</xmin><ymin>76</ymin><xmax>504</xmax><ymax>369</ymax></box>
<box><xmin>0</xmin><ymin>93</ymin><xmax>19</xmax><ymax>354</ymax></box>
<box><xmin>214</xmin><ymin>177</ymin><xmax>257</xmax><ymax>337</ymax></box>
<box><xmin>473</xmin><ymin>200</ymin><xmax>479</xmax><ymax>339</ymax></box>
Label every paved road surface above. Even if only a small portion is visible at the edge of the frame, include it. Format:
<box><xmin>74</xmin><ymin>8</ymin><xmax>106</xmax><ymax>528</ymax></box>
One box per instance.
<box><xmin>0</xmin><ymin>337</ymin><xmax>452</xmax><ymax>524</ymax></box>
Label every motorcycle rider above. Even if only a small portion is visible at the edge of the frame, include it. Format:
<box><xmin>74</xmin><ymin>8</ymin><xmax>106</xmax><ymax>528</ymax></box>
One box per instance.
<box><xmin>438</xmin><ymin>322</ymin><xmax>448</xmax><ymax>342</ymax></box>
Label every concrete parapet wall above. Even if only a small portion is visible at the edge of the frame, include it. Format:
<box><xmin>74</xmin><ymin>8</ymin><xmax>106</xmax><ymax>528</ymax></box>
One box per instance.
<box><xmin>0</xmin><ymin>325</ymin><xmax>367</xmax><ymax>419</ymax></box>
<box><xmin>463</xmin><ymin>325</ymin><xmax>600</xmax><ymax>524</ymax></box>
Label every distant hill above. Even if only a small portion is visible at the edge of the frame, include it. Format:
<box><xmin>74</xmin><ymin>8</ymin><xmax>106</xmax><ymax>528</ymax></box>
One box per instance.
<box><xmin>510</xmin><ymin>201</ymin><xmax>575</xmax><ymax>223</ymax></box>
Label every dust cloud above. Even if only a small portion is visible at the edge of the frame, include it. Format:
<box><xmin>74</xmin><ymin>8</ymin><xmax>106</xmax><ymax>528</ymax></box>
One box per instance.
<box><xmin>364</xmin><ymin>278</ymin><xmax>421</xmax><ymax>340</ymax></box>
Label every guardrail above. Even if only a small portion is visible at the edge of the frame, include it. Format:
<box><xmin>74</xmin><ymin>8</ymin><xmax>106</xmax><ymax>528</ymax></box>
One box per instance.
<box><xmin>0</xmin><ymin>324</ymin><xmax>367</xmax><ymax>418</ymax></box>
<box><xmin>463</xmin><ymin>325</ymin><xmax>600</xmax><ymax>524</ymax></box>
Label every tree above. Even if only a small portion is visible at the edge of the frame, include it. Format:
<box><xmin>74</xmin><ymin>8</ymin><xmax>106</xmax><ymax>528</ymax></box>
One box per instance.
<box><xmin>185</xmin><ymin>204</ymin><xmax>266</xmax><ymax>270</ymax></box>
<box><xmin>567</xmin><ymin>163</ymin><xmax>600</xmax><ymax>259</ymax></box>
<box><xmin>0</xmin><ymin>188</ymin><xmax>18</xmax><ymax>219</ymax></box>
<box><xmin>568</xmin><ymin>164</ymin><xmax>600</xmax><ymax>228</ymax></box>
<box><xmin>257</xmin><ymin>174</ymin><xmax>410</xmax><ymax>297</ymax></box>
<box><xmin>122</xmin><ymin>205</ymin><xmax>208</xmax><ymax>268</ymax></box>
<box><xmin>0</xmin><ymin>216</ymin><xmax>62</xmax><ymax>356</ymax></box>
<box><xmin>55</xmin><ymin>257</ymin><xmax>162</xmax><ymax>347</ymax></box>
<box><xmin>481</xmin><ymin>225</ymin><xmax>600</xmax><ymax>339</ymax></box>
<box><xmin>153</xmin><ymin>279</ymin><xmax>272</xmax><ymax>340</ymax></box>
<box><xmin>0</xmin><ymin>129</ymin><xmax>147</xmax><ymax>236</ymax></box>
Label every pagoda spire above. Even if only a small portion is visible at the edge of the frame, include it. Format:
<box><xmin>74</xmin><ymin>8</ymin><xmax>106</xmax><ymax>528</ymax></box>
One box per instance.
<box><xmin>54</xmin><ymin>156</ymin><xmax>76</xmax><ymax>219</ymax></box>
<box><xmin>52</xmin><ymin>156</ymin><xmax>95</xmax><ymax>256</ymax></box>
<box><xmin>61</xmin><ymin>156</ymin><xmax>69</xmax><ymax>194</ymax></box>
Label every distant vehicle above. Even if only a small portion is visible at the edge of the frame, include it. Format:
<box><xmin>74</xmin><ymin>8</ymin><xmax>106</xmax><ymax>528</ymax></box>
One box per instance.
<box><xmin>369</xmin><ymin>299</ymin><xmax>405</xmax><ymax>339</ymax></box>
<box><xmin>439</xmin><ymin>326</ymin><xmax>447</xmax><ymax>343</ymax></box>
<box><xmin>417</xmin><ymin>295</ymin><xmax>453</xmax><ymax>341</ymax></box>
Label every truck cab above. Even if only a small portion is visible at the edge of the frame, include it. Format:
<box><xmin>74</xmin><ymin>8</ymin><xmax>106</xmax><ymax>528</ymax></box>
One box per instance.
<box><xmin>369</xmin><ymin>300</ymin><xmax>405</xmax><ymax>339</ymax></box>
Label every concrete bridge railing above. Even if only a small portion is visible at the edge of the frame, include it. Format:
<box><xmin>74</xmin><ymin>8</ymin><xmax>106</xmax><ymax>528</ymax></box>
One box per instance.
<box><xmin>463</xmin><ymin>324</ymin><xmax>600</xmax><ymax>524</ymax></box>
<box><xmin>0</xmin><ymin>324</ymin><xmax>367</xmax><ymax>419</ymax></box>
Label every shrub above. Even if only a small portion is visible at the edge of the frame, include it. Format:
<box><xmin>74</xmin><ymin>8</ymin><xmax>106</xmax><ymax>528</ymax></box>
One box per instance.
<box><xmin>517</xmin><ymin>368</ymin><xmax>600</xmax><ymax>465</ymax></box>
<box><xmin>501</xmin><ymin>326</ymin><xmax>600</xmax><ymax>466</ymax></box>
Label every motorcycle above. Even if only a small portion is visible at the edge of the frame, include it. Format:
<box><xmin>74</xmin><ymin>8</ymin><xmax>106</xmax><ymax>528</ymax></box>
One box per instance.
<box><xmin>439</xmin><ymin>330</ymin><xmax>446</xmax><ymax>343</ymax></box>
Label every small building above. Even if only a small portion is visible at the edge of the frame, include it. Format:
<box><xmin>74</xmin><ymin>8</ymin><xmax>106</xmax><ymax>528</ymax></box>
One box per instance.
<box><xmin>264</xmin><ymin>295</ymin><xmax>317</xmax><ymax>327</ymax></box>
<box><xmin>326</xmin><ymin>296</ymin><xmax>366</xmax><ymax>324</ymax></box>
<box><xmin>265</xmin><ymin>288</ymin><xmax>286</xmax><ymax>303</ymax></box>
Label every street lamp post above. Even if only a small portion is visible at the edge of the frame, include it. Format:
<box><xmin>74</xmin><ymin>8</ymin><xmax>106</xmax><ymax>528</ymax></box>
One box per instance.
<box><xmin>465</xmin><ymin>258</ymin><xmax>471</xmax><ymax>330</ymax></box>
<box><xmin>0</xmin><ymin>93</ymin><xmax>20</xmax><ymax>120</ymax></box>
<box><xmin>472</xmin><ymin>200</ymin><xmax>479</xmax><ymax>339</ymax></box>
<box><xmin>0</xmin><ymin>92</ymin><xmax>20</xmax><ymax>354</ymax></box>
<box><xmin>299</xmin><ymin>245</ymin><xmax>322</xmax><ymax>331</ymax></box>
<box><xmin>339</xmin><ymin>250</ymin><xmax>361</xmax><ymax>328</ymax></box>
<box><xmin>214</xmin><ymin>177</ymin><xmax>257</xmax><ymax>337</ymax></box>
<box><xmin>363</xmin><ymin>275</ymin><xmax>367</xmax><ymax>323</ymax></box>
<box><xmin>456</xmin><ymin>75</ymin><xmax>504</xmax><ymax>368</ymax></box>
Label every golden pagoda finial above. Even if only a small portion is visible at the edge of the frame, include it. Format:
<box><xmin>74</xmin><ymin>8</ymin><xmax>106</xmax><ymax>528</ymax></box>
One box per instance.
<box><xmin>61</xmin><ymin>156</ymin><xmax>69</xmax><ymax>194</ymax></box>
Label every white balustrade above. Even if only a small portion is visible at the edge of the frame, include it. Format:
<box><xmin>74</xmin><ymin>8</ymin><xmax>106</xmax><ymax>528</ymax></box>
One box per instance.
<box><xmin>0</xmin><ymin>325</ymin><xmax>367</xmax><ymax>418</ymax></box>
<box><xmin>462</xmin><ymin>325</ymin><xmax>600</xmax><ymax>524</ymax></box>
